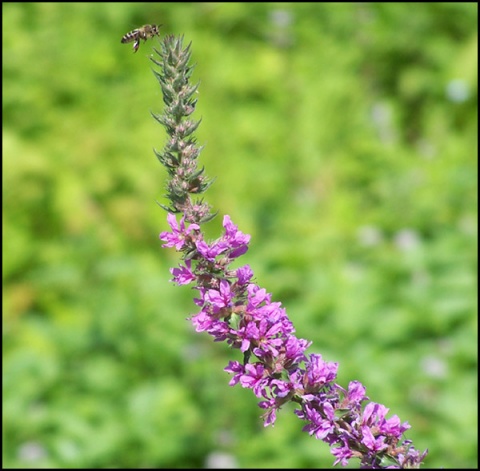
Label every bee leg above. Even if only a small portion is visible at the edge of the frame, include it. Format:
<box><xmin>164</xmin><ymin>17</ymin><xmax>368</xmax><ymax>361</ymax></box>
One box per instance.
<box><xmin>133</xmin><ymin>40</ymin><xmax>140</xmax><ymax>53</ymax></box>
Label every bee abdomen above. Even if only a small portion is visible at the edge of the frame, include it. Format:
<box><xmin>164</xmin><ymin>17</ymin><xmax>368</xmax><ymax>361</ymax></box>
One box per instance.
<box><xmin>121</xmin><ymin>31</ymin><xmax>138</xmax><ymax>44</ymax></box>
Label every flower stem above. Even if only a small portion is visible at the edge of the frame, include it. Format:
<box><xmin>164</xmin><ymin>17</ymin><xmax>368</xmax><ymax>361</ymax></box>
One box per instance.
<box><xmin>151</xmin><ymin>33</ymin><xmax>428</xmax><ymax>469</ymax></box>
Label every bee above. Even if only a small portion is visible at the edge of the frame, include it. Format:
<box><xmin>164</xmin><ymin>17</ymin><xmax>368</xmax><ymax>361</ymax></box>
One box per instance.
<box><xmin>121</xmin><ymin>24</ymin><xmax>162</xmax><ymax>53</ymax></box>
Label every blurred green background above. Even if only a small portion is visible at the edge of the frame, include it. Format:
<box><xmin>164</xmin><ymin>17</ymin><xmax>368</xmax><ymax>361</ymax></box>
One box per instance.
<box><xmin>3</xmin><ymin>2</ymin><xmax>477</xmax><ymax>468</ymax></box>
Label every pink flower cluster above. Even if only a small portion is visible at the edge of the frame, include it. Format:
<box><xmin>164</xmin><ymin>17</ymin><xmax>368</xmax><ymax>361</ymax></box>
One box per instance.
<box><xmin>160</xmin><ymin>213</ymin><xmax>428</xmax><ymax>468</ymax></box>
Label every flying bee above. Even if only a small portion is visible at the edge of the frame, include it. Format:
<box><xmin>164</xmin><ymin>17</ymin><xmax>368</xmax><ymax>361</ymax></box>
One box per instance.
<box><xmin>121</xmin><ymin>24</ymin><xmax>162</xmax><ymax>53</ymax></box>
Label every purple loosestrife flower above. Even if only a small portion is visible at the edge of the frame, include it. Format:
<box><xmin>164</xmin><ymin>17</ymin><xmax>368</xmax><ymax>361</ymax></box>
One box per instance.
<box><xmin>222</xmin><ymin>215</ymin><xmax>251</xmax><ymax>258</ymax></box>
<box><xmin>300</xmin><ymin>401</ymin><xmax>336</xmax><ymax>440</ymax></box>
<box><xmin>170</xmin><ymin>259</ymin><xmax>195</xmax><ymax>285</ymax></box>
<box><xmin>159</xmin><ymin>213</ymin><xmax>199</xmax><ymax>251</ymax></box>
<box><xmin>160</xmin><ymin>209</ymin><xmax>427</xmax><ymax>468</ymax></box>
<box><xmin>236</xmin><ymin>265</ymin><xmax>254</xmax><ymax>285</ymax></box>
<box><xmin>332</xmin><ymin>441</ymin><xmax>354</xmax><ymax>467</ymax></box>
<box><xmin>151</xmin><ymin>34</ymin><xmax>427</xmax><ymax>469</ymax></box>
<box><xmin>304</xmin><ymin>353</ymin><xmax>339</xmax><ymax>391</ymax></box>
<box><xmin>204</xmin><ymin>279</ymin><xmax>234</xmax><ymax>314</ymax></box>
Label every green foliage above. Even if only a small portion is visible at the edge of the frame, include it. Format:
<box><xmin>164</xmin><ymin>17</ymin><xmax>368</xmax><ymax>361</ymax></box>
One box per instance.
<box><xmin>3</xmin><ymin>2</ymin><xmax>477</xmax><ymax>468</ymax></box>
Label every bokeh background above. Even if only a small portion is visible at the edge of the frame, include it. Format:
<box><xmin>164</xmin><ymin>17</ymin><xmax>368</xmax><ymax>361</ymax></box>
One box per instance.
<box><xmin>3</xmin><ymin>2</ymin><xmax>477</xmax><ymax>468</ymax></box>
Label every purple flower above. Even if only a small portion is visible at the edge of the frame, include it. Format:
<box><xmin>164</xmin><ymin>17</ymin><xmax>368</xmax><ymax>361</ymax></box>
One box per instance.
<box><xmin>236</xmin><ymin>265</ymin><xmax>254</xmax><ymax>285</ymax></box>
<box><xmin>239</xmin><ymin>363</ymin><xmax>270</xmax><ymax>398</ymax></box>
<box><xmin>361</xmin><ymin>402</ymin><xmax>410</xmax><ymax>439</ymax></box>
<box><xmin>231</xmin><ymin>314</ymin><xmax>284</xmax><ymax>356</ymax></box>
<box><xmin>190</xmin><ymin>309</ymin><xmax>216</xmax><ymax>333</ymax></box>
<box><xmin>192</xmin><ymin>215</ymin><xmax>251</xmax><ymax>263</ymax></box>
<box><xmin>381</xmin><ymin>413</ymin><xmax>410</xmax><ymax>437</ymax></box>
<box><xmin>361</xmin><ymin>425</ymin><xmax>388</xmax><ymax>452</ymax></box>
<box><xmin>362</xmin><ymin>402</ymin><xmax>389</xmax><ymax>427</ymax></box>
<box><xmin>259</xmin><ymin>301</ymin><xmax>294</xmax><ymax>335</ymax></box>
<box><xmin>207</xmin><ymin>321</ymin><xmax>231</xmax><ymax>342</ymax></box>
<box><xmin>331</xmin><ymin>440</ymin><xmax>353</xmax><ymax>467</ymax></box>
<box><xmin>258</xmin><ymin>397</ymin><xmax>278</xmax><ymax>426</ymax></box>
<box><xmin>221</xmin><ymin>215</ymin><xmax>251</xmax><ymax>257</ymax></box>
<box><xmin>196</xmin><ymin>239</ymin><xmax>229</xmax><ymax>261</ymax></box>
<box><xmin>270</xmin><ymin>369</ymin><xmax>303</xmax><ymax>398</ymax></box>
<box><xmin>299</xmin><ymin>401</ymin><xmax>336</xmax><ymax>440</ymax></box>
<box><xmin>304</xmin><ymin>354</ymin><xmax>339</xmax><ymax>390</ymax></box>
<box><xmin>190</xmin><ymin>309</ymin><xmax>230</xmax><ymax>341</ymax></box>
<box><xmin>155</xmin><ymin>31</ymin><xmax>428</xmax><ymax>466</ymax></box>
<box><xmin>246</xmin><ymin>284</ymin><xmax>271</xmax><ymax>309</ymax></box>
<box><xmin>160</xmin><ymin>213</ymin><xmax>200</xmax><ymax>250</ymax></box>
<box><xmin>395</xmin><ymin>445</ymin><xmax>429</xmax><ymax>468</ymax></box>
<box><xmin>283</xmin><ymin>335</ymin><xmax>311</xmax><ymax>367</ymax></box>
<box><xmin>250</xmin><ymin>317</ymin><xmax>285</xmax><ymax>357</ymax></box>
<box><xmin>204</xmin><ymin>279</ymin><xmax>234</xmax><ymax>314</ymax></box>
<box><xmin>224</xmin><ymin>360</ymin><xmax>245</xmax><ymax>386</ymax></box>
<box><xmin>170</xmin><ymin>259</ymin><xmax>196</xmax><ymax>285</ymax></box>
<box><xmin>346</xmin><ymin>380</ymin><xmax>368</xmax><ymax>405</ymax></box>
<box><xmin>161</xmin><ymin>212</ymin><xmax>427</xmax><ymax>468</ymax></box>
